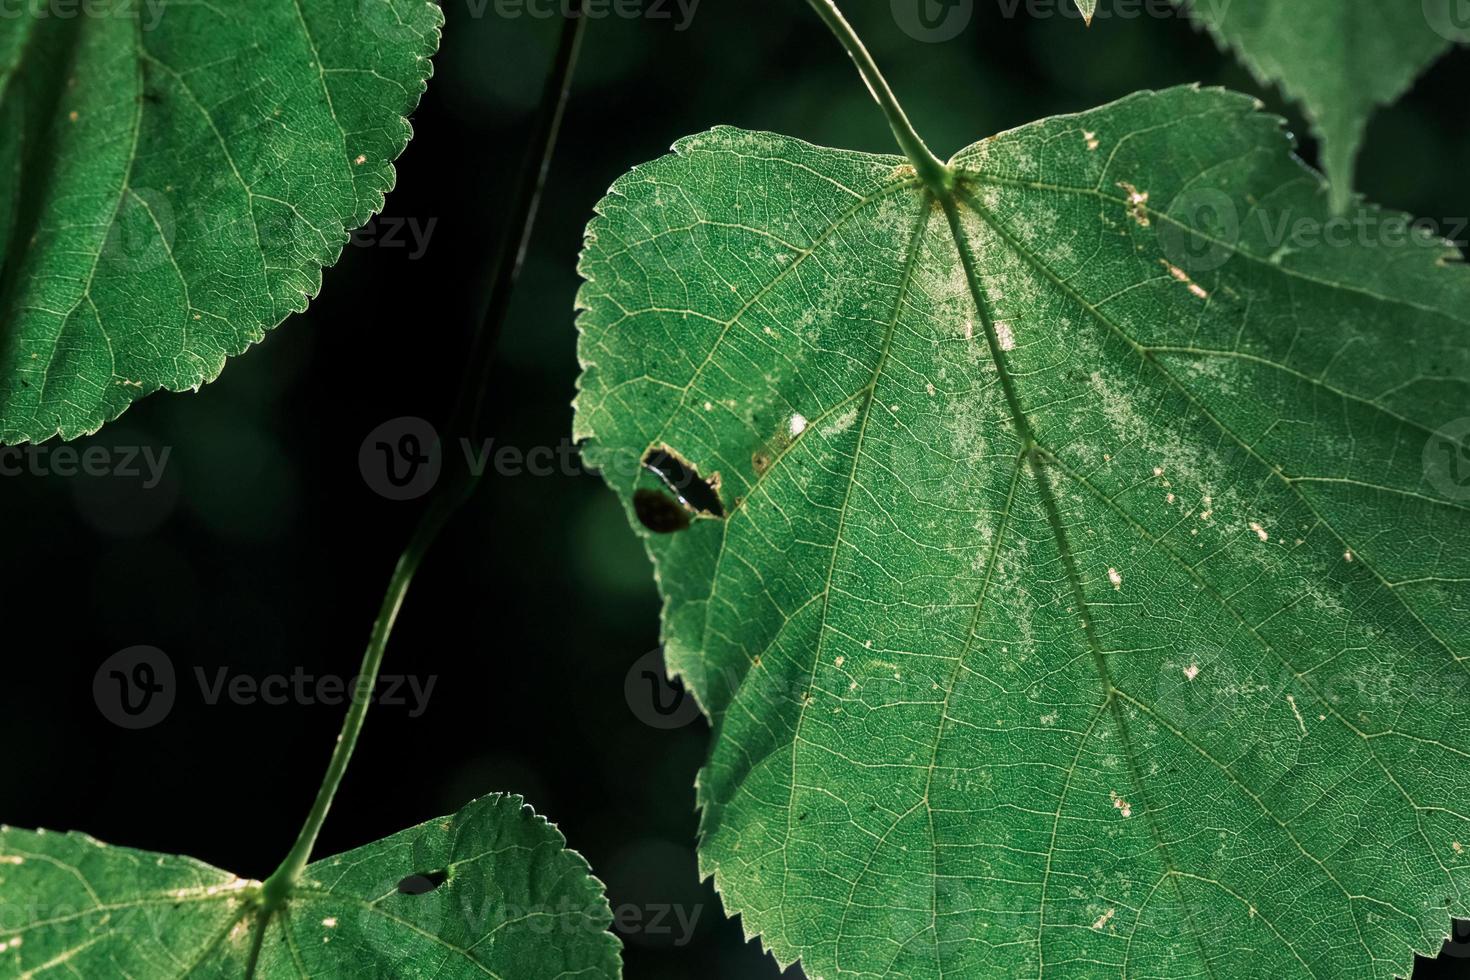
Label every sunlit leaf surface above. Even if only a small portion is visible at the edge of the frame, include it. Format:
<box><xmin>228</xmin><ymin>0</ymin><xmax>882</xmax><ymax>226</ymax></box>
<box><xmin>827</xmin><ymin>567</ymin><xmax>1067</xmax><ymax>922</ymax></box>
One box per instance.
<box><xmin>0</xmin><ymin>0</ymin><xmax>441</xmax><ymax>444</ymax></box>
<box><xmin>576</xmin><ymin>85</ymin><xmax>1470</xmax><ymax>978</ymax></box>
<box><xmin>0</xmin><ymin>794</ymin><xmax>620</xmax><ymax>978</ymax></box>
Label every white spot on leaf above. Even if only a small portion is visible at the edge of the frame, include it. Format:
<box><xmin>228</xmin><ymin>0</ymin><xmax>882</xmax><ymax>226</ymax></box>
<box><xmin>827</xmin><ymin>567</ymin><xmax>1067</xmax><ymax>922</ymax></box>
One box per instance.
<box><xmin>996</xmin><ymin>321</ymin><xmax>1017</xmax><ymax>351</ymax></box>
<box><xmin>1286</xmin><ymin>694</ymin><xmax>1307</xmax><ymax>736</ymax></box>
<box><xmin>1110</xmin><ymin>791</ymin><xmax>1133</xmax><ymax>818</ymax></box>
<box><xmin>821</xmin><ymin>407</ymin><xmax>859</xmax><ymax>438</ymax></box>
<box><xmin>1118</xmin><ymin>182</ymin><xmax>1150</xmax><ymax>226</ymax></box>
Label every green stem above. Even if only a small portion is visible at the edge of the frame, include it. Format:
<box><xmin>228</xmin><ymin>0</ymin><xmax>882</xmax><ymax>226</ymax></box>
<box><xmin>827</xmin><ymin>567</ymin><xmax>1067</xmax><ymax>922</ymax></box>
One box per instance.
<box><xmin>258</xmin><ymin>3</ymin><xmax>589</xmax><ymax>915</ymax></box>
<box><xmin>801</xmin><ymin>0</ymin><xmax>952</xmax><ymax>195</ymax></box>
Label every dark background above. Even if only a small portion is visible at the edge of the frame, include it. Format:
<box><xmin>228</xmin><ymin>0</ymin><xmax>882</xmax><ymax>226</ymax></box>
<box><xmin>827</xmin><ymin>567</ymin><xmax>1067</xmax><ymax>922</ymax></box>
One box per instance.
<box><xmin>2</xmin><ymin>1</ymin><xmax>1468</xmax><ymax>976</ymax></box>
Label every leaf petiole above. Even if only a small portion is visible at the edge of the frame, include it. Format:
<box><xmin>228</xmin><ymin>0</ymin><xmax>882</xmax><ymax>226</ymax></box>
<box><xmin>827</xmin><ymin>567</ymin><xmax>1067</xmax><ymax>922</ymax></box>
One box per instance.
<box><xmin>253</xmin><ymin>0</ymin><xmax>589</xmax><ymax>949</ymax></box>
<box><xmin>801</xmin><ymin>0</ymin><xmax>953</xmax><ymax>196</ymax></box>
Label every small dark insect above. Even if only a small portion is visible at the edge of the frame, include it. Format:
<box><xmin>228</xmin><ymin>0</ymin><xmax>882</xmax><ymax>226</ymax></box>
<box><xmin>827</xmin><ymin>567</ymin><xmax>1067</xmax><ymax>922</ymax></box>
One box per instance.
<box><xmin>634</xmin><ymin>488</ymin><xmax>691</xmax><ymax>534</ymax></box>
<box><xmin>397</xmin><ymin>870</ymin><xmax>448</xmax><ymax>895</ymax></box>
<box><xmin>643</xmin><ymin>446</ymin><xmax>724</xmax><ymax>517</ymax></box>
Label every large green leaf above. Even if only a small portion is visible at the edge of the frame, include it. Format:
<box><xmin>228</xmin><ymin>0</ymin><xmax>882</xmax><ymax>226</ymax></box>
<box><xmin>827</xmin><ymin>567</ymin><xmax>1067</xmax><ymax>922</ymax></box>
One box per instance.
<box><xmin>0</xmin><ymin>794</ymin><xmax>620</xmax><ymax>977</ymax></box>
<box><xmin>0</xmin><ymin>0</ymin><xmax>441</xmax><ymax>445</ymax></box>
<box><xmin>575</xmin><ymin>85</ymin><xmax>1470</xmax><ymax>978</ymax></box>
<box><xmin>1170</xmin><ymin>0</ymin><xmax>1462</xmax><ymax>211</ymax></box>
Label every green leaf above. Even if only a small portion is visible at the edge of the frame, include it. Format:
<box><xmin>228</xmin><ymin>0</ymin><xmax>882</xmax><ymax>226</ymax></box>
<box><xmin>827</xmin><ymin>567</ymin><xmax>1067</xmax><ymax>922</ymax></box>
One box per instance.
<box><xmin>1074</xmin><ymin>0</ymin><xmax>1096</xmax><ymax>25</ymax></box>
<box><xmin>575</xmin><ymin>85</ymin><xmax>1470</xmax><ymax>978</ymax></box>
<box><xmin>0</xmin><ymin>0</ymin><xmax>441</xmax><ymax>445</ymax></box>
<box><xmin>1175</xmin><ymin>0</ymin><xmax>1461</xmax><ymax>211</ymax></box>
<box><xmin>0</xmin><ymin>794</ymin><xmax>621</xmax><ymax>978</ymax></box>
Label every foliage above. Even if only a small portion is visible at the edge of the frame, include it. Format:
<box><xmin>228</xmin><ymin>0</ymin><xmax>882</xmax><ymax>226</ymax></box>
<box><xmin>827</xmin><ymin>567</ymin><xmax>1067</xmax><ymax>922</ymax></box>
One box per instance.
<box><xmin>576</xmin><ymin>84</ymin><xmax>1470</xmax><ymax>978</ymax></box>
<box><xmin>0</xmin><ymin>0</ymin><xmax>440</xmax><ymax>444</ymax></box>
<box><xmin>0</xmin><ymin>794</ymin><xmax>619</xmax><ymax>978</ymax></box>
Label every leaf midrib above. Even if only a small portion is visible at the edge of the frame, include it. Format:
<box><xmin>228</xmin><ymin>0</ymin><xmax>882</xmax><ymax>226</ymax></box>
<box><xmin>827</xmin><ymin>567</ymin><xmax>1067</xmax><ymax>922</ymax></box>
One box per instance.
<box><xmin>683</xmin><ymin>143</ymin><xmax>1465</xmax><ymax>974</ymax></box>
<box><xmin>952</xmin><ymin>175</ymin><xmax>1462</xmax><ymax>966</ymax></box>
<box><xmin>678</xmin><ymin>164</ymin><xmax>1231</xmax><ymax>972</ymax></box>
<box><xmin>939</xmin><ymin>184</ymin><xmax>1228</xmax><ymax>978</ymax></box>
<box><xmin>953</xmin><ymin>176</ymin><xmax>1467</xmax><ymax>677</ymax></box>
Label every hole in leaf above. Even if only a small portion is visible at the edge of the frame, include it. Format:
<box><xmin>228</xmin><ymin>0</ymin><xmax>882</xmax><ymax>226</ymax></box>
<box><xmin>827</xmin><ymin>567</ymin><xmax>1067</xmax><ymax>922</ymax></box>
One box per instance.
<box><xmin>633</xmin><ymin>489</ymin><xmax>690</xmax><ymax>534</ymax></box>
<box><xmin>397</xmin><ymin>870</ymin><xmax>448</xmax><ymax>895</ymax></box>
<box><xmin>642</xmin><ymin>446</ymin><xmax>724</xmax><ymax>517</ymax></box>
